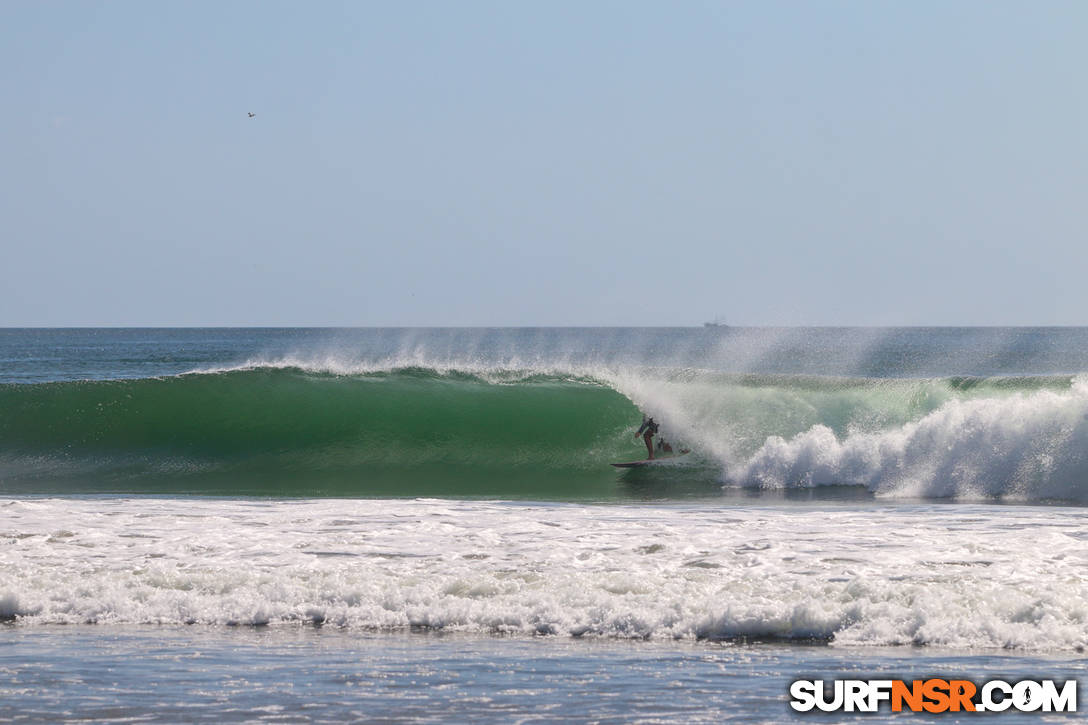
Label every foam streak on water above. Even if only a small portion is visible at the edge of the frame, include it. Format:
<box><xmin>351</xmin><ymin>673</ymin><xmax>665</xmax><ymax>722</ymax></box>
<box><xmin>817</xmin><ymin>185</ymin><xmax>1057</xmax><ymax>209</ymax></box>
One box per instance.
<box><xmin>3</xmin><ymin>498</ymin><xmax>1087</xmax><ymax>651</ymax></box>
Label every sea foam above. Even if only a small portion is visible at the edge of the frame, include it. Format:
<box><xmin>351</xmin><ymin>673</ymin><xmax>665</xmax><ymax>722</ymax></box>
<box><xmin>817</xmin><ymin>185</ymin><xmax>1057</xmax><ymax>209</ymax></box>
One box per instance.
<box><xmin>728</xmin><ymin>377</ymin><xmax>1088</xmax><ymax>501</ymax></box>
<box><xmin>2</xmin><ymin>498</ymin><xmax>1086</xmax><ymax>651</ymax></box>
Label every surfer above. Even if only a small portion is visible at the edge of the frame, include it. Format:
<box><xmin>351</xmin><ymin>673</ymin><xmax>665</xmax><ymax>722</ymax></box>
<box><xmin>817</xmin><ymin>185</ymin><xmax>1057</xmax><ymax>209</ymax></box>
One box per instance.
<box><xmin>635</xmin><ymin>415</ymin><xmax>659</xmax><ymax>459</ymax></box>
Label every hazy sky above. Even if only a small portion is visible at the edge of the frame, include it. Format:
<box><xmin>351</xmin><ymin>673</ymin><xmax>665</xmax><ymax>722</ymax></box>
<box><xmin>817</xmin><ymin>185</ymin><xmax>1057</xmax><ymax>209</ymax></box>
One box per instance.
<box><xmin>2</xmin><ymin>1</ymin><xmax>1085</xmax><ymax>326</ymax></box>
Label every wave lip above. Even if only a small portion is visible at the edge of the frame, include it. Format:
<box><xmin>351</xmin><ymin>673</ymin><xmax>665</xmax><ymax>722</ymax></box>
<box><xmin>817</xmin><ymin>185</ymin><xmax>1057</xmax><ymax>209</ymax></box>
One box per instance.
<box><xmin>5</xmin><ymin>361</ymin><xmax>1088</xmax><ymax>503</ymax></box>
<box><xmin>3</xmin><ymin>499</ymin><xmax>1086</xmax><ymax>651</ymax></box>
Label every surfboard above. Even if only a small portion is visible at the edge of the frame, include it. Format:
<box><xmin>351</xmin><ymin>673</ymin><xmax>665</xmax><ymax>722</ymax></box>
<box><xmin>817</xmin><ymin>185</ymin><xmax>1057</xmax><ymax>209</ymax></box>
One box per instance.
<box><xmin>611</xmin><ymin>452</ymin><xmax>689</xmax><ymax>468</ymax></box>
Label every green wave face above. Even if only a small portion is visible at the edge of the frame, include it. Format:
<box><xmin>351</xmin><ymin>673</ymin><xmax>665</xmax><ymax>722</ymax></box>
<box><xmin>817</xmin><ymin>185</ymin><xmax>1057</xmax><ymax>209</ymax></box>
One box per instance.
<box><xmin>3</xmin><ymin>366</ymin><xmax>1083</xmax><ymax>500</ymax></box>
<box><xmin>0</xmin><ymin>369</ymin><xmax>645</xmax><ymax>497</ymax></box>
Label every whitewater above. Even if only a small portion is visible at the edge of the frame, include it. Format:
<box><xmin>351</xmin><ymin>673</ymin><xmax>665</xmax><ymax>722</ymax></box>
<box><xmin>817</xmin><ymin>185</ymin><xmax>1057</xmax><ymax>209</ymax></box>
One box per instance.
<box><xmin>4</xmin><ymin>497</ymin><xmax>1088</xmax><ymax>651</ymax></box>
<box><xmin>3</xmin><ymin>328</ymin><xmax>1088</xmax><ymax>722</ymax></box>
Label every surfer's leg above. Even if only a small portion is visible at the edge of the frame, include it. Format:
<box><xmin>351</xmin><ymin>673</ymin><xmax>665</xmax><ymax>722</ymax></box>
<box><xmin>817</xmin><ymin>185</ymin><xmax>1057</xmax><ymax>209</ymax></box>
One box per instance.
<box><xmin>643</xmin><ymin>432</ymin><xmax>654</xmax><ymax>459</ymax></box>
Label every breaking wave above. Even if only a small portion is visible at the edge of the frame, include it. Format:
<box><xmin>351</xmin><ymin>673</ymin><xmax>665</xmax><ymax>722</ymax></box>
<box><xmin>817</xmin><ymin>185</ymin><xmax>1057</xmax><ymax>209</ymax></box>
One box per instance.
<box><xmin>3</xmin><ymin>361</ymin><xmax>1088</xmax><ymax>502</ymax></box>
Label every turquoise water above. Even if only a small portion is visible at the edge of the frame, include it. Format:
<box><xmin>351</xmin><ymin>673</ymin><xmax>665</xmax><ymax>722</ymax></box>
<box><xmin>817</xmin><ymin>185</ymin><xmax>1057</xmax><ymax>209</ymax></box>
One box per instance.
<box><xmin>3</xmin><ymin>328</ymin><xmax>1088</xmax><ymax>721</ymax></box>
<box><xmin>5</xmin><ymin>327</ymin><xmax>1088</xmax><ymax>501</ymax></box>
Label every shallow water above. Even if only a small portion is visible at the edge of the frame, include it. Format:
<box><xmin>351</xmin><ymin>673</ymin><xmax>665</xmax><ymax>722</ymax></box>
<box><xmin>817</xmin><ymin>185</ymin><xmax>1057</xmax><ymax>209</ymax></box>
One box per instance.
<box><xmin>3</xmin><ymin>626</ymin><xmax>1085</xmax><ymax>723</ymax></box>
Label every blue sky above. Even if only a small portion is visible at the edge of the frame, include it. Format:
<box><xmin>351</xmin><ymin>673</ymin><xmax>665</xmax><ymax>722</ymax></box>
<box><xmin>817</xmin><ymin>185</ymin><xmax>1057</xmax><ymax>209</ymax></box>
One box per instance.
<box><xmin>2</xmin><ymin>1</ymin><xmax>1085</xmax><ymax>326</ymax></box>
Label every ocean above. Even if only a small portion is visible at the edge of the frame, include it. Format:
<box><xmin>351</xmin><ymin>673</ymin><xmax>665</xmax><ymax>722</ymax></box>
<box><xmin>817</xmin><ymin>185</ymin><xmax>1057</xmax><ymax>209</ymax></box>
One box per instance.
<box><xmin>2</xmin><ymin>327</ymin><xmax>1087</xmax><ymax>722</ymax></box>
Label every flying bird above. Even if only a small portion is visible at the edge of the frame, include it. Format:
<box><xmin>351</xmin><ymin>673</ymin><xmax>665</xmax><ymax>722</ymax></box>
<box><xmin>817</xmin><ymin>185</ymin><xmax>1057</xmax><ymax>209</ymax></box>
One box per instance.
<box><xmin>248</xmin><ymin>112</ymin><xmax>255</xmax><ymax>118</ymax></box>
